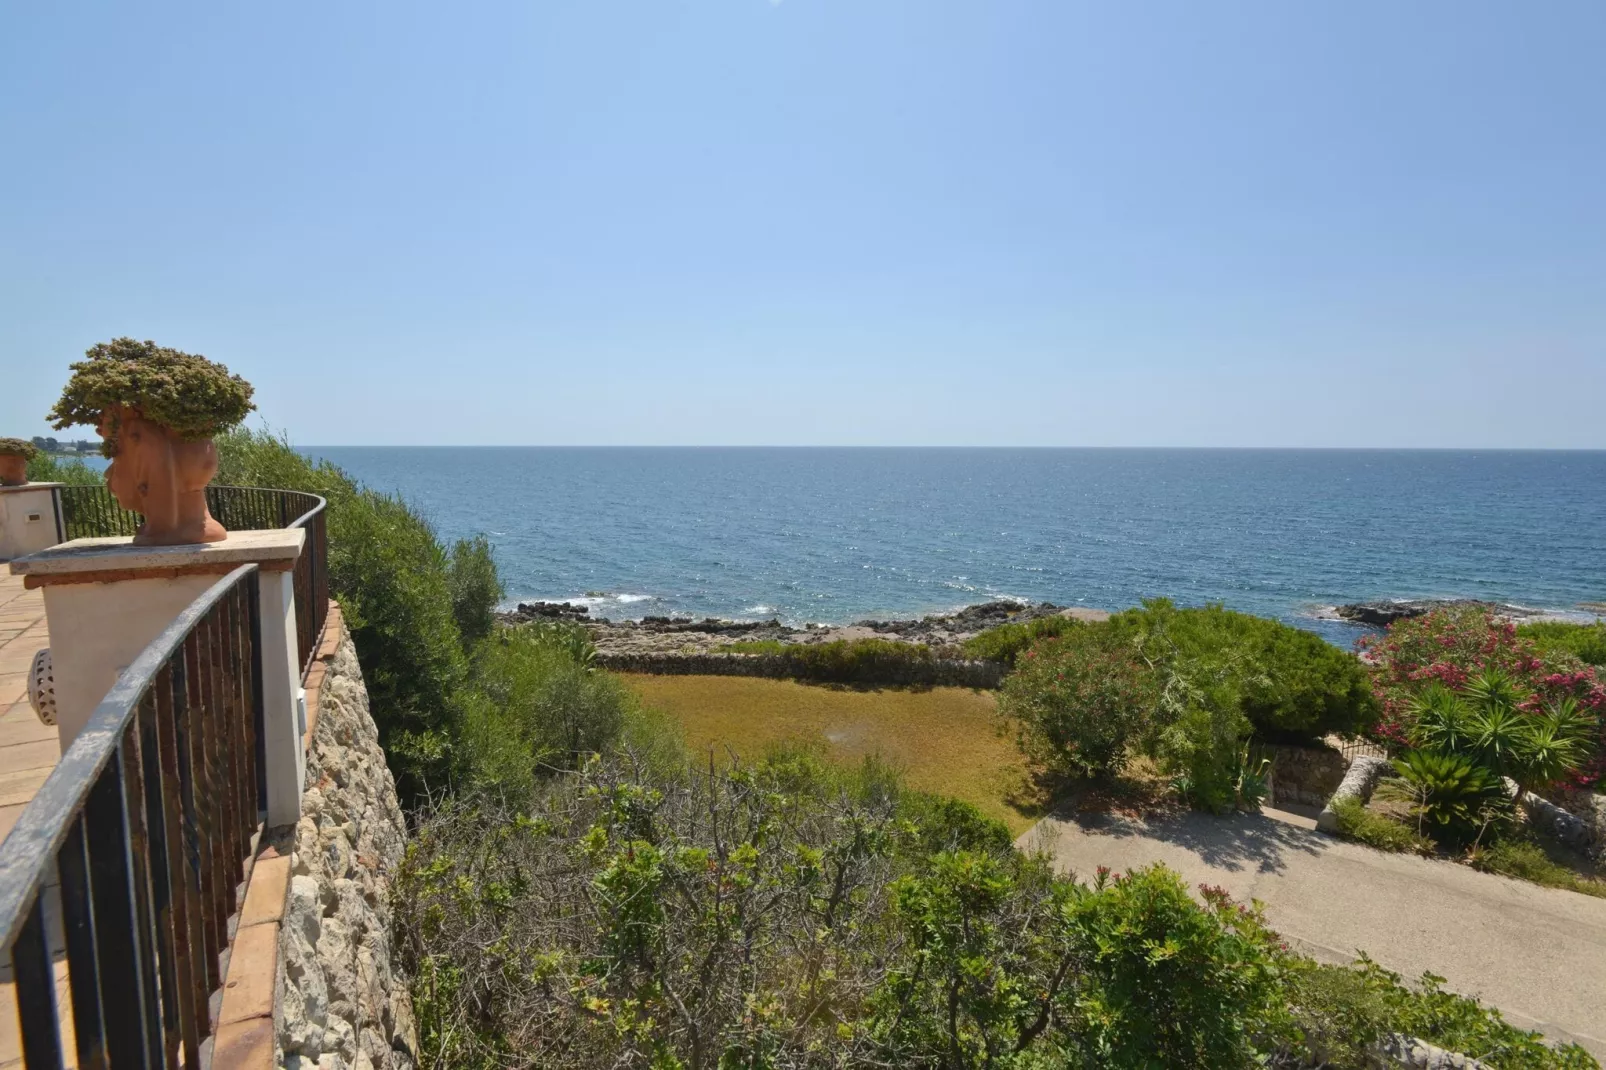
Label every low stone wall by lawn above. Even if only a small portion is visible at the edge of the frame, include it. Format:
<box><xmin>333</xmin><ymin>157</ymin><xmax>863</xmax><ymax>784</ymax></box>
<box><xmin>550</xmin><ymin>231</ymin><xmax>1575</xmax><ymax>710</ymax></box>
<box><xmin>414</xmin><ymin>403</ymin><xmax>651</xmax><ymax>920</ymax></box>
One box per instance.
<box><xmin>596</xmin><ymin>650</ymin><xmax>1007</xmax><ymax>689</ymax></box>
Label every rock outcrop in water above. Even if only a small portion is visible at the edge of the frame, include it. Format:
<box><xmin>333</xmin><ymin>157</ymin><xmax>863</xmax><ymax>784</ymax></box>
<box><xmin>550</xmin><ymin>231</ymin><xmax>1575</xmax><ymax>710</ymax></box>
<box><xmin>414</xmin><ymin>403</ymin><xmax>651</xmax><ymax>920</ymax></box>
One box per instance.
<box><xmin>1331</xmin><ymin>599</ymin><xmax>1547</xmax><ymax>627</ymax></box>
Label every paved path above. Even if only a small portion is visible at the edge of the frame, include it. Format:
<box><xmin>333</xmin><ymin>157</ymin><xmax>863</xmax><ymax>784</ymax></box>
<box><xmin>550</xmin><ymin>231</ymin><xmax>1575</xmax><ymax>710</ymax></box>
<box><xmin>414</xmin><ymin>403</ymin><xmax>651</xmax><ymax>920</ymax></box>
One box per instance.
<box><xmin>1019</xmin><ymin>806</ymin><xmax>1606</xmax><ymax>1056</ymax></box>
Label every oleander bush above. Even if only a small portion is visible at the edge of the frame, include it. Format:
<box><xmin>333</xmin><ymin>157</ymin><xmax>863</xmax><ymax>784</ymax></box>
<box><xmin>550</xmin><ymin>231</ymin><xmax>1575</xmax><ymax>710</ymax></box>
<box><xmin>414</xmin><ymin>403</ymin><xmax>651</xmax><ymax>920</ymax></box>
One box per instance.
<box><xmin>1361</xmin><ymin>606</ymin><xmax>1606</xmax><ymax>786</ymax></box>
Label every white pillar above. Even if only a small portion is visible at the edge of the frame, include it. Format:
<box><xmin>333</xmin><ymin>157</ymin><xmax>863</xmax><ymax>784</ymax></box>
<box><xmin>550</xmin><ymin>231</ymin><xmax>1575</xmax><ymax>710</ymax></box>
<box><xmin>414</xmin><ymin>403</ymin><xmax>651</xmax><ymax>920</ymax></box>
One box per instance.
<box><xmin>9</xmin><ymin>528</ymin><xmax>308</xmax><ymax>826</ymax></box>
<box><xmin>257</xmin><ymin>568</ymin><xmax>306</xmax><ymax>825</ymax></box>
<box><xmin>0</xmin><ymin>482</ymin><xmax>64</xmax><ymax>561</ymax></box>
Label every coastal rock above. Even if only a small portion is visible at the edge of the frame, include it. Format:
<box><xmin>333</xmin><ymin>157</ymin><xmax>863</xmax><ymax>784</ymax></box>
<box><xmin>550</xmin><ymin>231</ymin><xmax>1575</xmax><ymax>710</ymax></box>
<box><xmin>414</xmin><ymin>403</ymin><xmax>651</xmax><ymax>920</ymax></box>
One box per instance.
<box><xmin>1332</xmin><ymin>600</ymin><xmax>1546</xmax><ymax>627</ymax></box>
<box><xmin>509</xmin><ymin>601</ymin><xmax>590</xmax><ymax>621</ymax></box>
<box><xmin>495</xmin><ymin>599</ymin><xmax>1105</xmax><ymax>659</ymax></box>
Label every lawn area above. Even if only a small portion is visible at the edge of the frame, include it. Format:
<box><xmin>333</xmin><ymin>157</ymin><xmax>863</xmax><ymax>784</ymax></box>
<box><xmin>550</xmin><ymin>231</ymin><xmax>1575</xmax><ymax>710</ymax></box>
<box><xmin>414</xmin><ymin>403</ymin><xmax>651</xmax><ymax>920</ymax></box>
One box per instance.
<box><xmin>624</xmin><ymin>674</ymin><xmax>1044</xmax><ymax>834</ymax></box>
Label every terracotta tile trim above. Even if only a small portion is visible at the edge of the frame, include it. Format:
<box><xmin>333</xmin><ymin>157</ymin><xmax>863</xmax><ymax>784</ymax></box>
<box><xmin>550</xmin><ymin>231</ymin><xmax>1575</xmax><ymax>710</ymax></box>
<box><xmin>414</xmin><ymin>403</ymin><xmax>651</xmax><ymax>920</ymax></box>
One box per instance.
<box><xmin>301</xmin><ymin>601</ymin><xmax>344</xmax><ymax>754</ymax></box>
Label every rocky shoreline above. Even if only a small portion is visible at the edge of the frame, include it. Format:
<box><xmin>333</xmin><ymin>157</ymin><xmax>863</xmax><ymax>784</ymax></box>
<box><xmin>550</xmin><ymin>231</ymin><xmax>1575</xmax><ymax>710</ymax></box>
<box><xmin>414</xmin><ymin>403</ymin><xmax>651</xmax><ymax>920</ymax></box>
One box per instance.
<box><xmin>1324</xmin><ymin>599</ymin><xmax>1560</xmax><ymax>627</ymax></box>
<box><xmin>496</xmin><ymin>599</ymin><xmax>1111</xmax><ymax>657</ymax></box>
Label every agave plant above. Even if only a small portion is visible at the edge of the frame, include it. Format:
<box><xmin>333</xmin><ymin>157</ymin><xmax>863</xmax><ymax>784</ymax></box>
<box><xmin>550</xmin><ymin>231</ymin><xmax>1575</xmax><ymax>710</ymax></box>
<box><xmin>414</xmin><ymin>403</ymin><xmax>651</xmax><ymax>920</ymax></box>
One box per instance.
<box><xmin>1406</xmin><ymin>684</ymin><xmax>1475</xmax><ymax>754</ymax></box>
<box><xmin>1380</xmin><ymin>750</ymin><xmax>1509</xmax><ymax>847</ymax></box>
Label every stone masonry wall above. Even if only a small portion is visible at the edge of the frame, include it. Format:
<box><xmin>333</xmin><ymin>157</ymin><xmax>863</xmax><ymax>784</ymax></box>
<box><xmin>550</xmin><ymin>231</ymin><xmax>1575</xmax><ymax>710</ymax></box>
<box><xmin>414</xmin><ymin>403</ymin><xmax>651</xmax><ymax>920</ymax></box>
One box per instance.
<box><xmin>277</xmin><ymin>630</ymin><xmax>417</xmax><ymax>1070</ymax></box>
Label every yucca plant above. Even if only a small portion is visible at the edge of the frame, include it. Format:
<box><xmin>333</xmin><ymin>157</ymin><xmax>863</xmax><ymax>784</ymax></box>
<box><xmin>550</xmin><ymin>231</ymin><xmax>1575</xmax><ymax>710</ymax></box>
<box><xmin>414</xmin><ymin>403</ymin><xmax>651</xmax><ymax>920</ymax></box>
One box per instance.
<box><xmin>1380</xmin><ymin>750</ymin><xmax>1509</xmax><ymax>848</ymax></box>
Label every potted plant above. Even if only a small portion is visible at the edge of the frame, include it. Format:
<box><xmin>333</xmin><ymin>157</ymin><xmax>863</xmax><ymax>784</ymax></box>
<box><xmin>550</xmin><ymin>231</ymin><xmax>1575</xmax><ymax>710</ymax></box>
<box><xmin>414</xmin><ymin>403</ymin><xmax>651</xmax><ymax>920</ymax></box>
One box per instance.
<box><xmin>0</xmin><ymin>438</ymin><xmax>39</xmax><ymax>487</ymax></box>
<box><xmin>47</xmin><ymin>338</ymin><xmax>256</xmax><ymax>545</ymax></box>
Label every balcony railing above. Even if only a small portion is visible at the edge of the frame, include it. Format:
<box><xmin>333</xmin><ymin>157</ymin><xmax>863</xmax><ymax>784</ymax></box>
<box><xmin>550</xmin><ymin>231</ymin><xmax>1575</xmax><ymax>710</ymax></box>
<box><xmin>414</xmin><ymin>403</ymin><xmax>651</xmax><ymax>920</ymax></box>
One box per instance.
<box><xmin>0</xmin><ymin>565</ymin><xmax>266</xmax><ymax>1068</ymax></box>
<box><xmin>53</xmin><ymin>485</ymin><xmax>329</xmax><ymax>677</ymax></box>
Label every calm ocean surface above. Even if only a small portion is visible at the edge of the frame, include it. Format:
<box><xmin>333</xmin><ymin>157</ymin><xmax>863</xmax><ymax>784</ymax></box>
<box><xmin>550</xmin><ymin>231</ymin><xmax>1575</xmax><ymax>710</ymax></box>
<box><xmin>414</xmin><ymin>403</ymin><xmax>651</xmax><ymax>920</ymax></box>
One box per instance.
<box><xmin>309</xmin><ymin>448</ymin><xmax>1606</xmax><ymax>646</ymax></box>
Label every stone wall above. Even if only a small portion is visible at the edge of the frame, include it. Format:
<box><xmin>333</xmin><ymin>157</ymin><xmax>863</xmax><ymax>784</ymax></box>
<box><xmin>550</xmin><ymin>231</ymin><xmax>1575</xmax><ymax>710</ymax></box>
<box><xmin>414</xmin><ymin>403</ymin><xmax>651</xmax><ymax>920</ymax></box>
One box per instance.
<box><xmin>595</xmin><ymin>650</ymin><xmax>1006</xmax><ymax>689</ymax></box>
<box><xmin>277</xmin><ymin>630</ymin><xmax>417</xmax><ymax>1070</ymax></box>
<box><xmin>1265</xmin><ymin>743</ymin><xmax>1348</xmax><ymax>808</ymax></box>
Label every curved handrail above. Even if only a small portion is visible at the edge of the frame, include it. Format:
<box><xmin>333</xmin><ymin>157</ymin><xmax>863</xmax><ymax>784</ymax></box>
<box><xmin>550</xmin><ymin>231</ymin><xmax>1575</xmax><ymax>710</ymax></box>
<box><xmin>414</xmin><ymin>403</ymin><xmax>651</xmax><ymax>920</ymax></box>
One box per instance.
<box><xmin>0</xmin><ymin>564</ymin><xmax>259</xmax><ymax>950</ymax></box>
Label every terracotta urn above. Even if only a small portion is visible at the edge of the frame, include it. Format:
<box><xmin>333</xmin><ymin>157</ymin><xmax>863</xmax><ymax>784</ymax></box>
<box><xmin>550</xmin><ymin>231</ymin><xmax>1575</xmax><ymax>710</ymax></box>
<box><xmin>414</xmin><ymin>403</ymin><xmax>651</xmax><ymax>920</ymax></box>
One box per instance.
<box><xmin>100</xmin><ymin>406</ymin><xmax>226</xmax><ymax>545</ymax></box>
<box><xmin>0</xmin><ymin>454</ymin><xmax>25</xmax><ymax>487</ymax></box>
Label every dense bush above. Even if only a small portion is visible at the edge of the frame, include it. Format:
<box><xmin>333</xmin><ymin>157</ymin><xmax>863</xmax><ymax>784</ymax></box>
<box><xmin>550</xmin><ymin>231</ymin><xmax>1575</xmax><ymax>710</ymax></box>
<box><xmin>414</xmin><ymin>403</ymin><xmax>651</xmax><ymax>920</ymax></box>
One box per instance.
<box><xmin>396</xmin><ymin>751</ymin><xmax>1298</xmax><ymax>1070</ymax></box>
<box><xmin>1104</xmin><ymin>600</ymin><xmax>1378</xmax><ymax>739</ymax></box>
<box><xmin>0</xmin><ymin>437</ymin><xmax>38</xmax><ymax>458</ymax></box>
<box><xmin>1520</xmin><ymin>620</ymin><xmax>1606</xmax><ymax>669</ymax></box>
<box><xmin>398</xmin><ymin>751</ymin><xmax>1594</xmax><ymax>1070</ymax></box>
<box><xmin>997</xmin><ymin>632</ymin><xmax>1159</xmax><ymax>779</ymax></box>
<box><xmin>960</xmin><ymin>614</ymin><xmax>1083</xmax><ymax>665</ymax></box>
<box><xmin>720</xmin><ymin>636</ymin><xmax>941</xmax><ymax>683</ymax></box>
<box><xmin>448</xmin><ymin>533</ymin><xmax>502</xmax><ymax>644</ymax></box>
<box><xmin>1362</xmin><ymin>606</ymin><xmax>1606</xmax><ymax>787</ymax></box>
<box><xmin>999</xmin><ymin>600</ymin><xmax>1367</xmax><ymax>809</ymax></box>
<box><xmin>214</xmin><ymin>429</ymin><xmax>472</xmax><ymax>800</ymax></box>
<box><xmin>1284</xmin><ymin>957</ymin><xmax>1599</xmax><ymax>1069</ymax></box>
<box><xmin>25</xmin><ymin>451</ymin><xmax>103</xmax><ymax>485</ymax></box>
<box><xmin>458</xmin><ymin>627</ymin><xmax>637</xmax><ymax>802</ymax></box>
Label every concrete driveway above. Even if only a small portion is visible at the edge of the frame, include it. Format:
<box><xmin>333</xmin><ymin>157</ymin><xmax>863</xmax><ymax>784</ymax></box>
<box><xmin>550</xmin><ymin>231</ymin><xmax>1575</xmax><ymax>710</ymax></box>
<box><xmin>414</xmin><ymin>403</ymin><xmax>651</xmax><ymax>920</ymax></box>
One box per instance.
<box><xmin>1019</xmin><ymin>807</ymin><xmax>1606</xmax><ymax>1055</ymax></box>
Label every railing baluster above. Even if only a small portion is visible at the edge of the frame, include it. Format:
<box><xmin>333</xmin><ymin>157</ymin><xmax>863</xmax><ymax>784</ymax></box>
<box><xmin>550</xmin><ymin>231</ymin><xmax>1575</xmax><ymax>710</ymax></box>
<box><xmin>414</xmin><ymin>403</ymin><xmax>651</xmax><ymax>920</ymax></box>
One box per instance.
<box><xmin>157</xmin><ymin>663</ymin><xmax>206</xmax><ymax>1065</ymax></box>
<box><xmin>178</xmin><ymin>631</ymin><xmax>221</xmax><ymax>992</ymax></box>
<box><xmin>118</xmin><ymin>723</ymin><xmax>166</xmax><ymax>1069</ymax></box>
<box><xmin>133</xmin><ymin>691</ymin><xmax>183</xmax><ymax>1069</ymax></box>
<box><xmin>84</xmin><ymin>759</ymin><xmax>155</xmax><ymax>1068</ymax></box>
<box><xmin>57</xmin><ymin>815</ymin><xmax>109</xmax><ymax>1070</ymax></box>
<box><xmin>13</xmin><ymin>897</ymin><xmax>64</xmax><ymax>1069</ymax></box>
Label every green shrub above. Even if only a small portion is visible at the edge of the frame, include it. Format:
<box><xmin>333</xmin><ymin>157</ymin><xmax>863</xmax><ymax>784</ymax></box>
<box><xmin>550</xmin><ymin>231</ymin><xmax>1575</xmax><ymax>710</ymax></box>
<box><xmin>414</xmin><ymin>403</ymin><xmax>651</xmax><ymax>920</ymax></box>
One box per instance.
<box><xmin>1104</xmin><ymin>599</ymin><xmax>1378</xmax><ymax>739</ymax></box>
<box><xmin>1285</xmin><ymin>957</ymin><xmax>1598</xmax><ymax>1069</ymax></box>
<box><xmin>448</xmin><ymin>534</ymin><xmax>502</xmax><ymax>645</ymax></box>
<box><xmin>214</xmin><ymin>429</ymin><xmax>470</xmax><ymax>801</ymax></box>
<box><xmin>998</xmin><ymin>631</ymin><xmax>1159</xmax><ymax>779</ymax></box>
<box><xmin>459</xmin><ymin>627</ymin><xmax>635</xmax><ymax>801</ymax></box>
<box><xmin>1151</xmin><ymin>667</ymin><xmax>1257</xmax><ymax>813</ymax></box>
<box><xmin>1328</xmin><ymin>796</ymin><xmax>1434</xmax><ymax>854</ymax></box>
<box><xmin>1518</xmin><ymin>620</ymin><xmax>1606</xmax><ymax>668</ymax></box>
<box><xmin>25</xmin><ymin>452</ymin><xmax>103</xmax><ymax>485</ymax></box>
<box><xmin>960</xmin><ymin>614</ymin><xmax>1082</xmax><ymax>664</ymax></box>
<box><xmin>1470</xmin><ymin>837</ymin><xmax>1606</xmax><ymax>899</ymax></box>
<box><xmin>721</xmin><ymin>637</ymin><xmax>940</xmax><ymax>684</ymax></box>
<box><xmin>1062</xmin><ymin>866</ymin><xmax>1292</xmax><ymax>1067</ymax></box>
<box><xmin>398</xmin><ymin>754</ymin><xmax>1307</xmax><ymax>1070</ymax></box>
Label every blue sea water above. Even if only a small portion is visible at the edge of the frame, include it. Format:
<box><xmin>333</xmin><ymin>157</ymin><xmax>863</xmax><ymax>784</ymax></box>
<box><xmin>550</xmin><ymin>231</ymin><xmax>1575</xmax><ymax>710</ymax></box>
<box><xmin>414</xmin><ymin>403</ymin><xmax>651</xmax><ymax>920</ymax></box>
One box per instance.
<box><xmin>308</xmin><ymin>448</ymin><xmax>1606</xmax><ymax>646</ymax></box>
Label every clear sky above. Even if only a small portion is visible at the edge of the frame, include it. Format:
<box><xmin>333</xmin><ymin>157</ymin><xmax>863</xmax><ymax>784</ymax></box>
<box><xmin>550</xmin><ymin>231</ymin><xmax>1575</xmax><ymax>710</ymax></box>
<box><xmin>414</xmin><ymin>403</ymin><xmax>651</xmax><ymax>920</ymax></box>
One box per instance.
<box><xmin>3</xmin><ymin>2</ymin><xmax>1603</xmax><ymax>447</ymax></box>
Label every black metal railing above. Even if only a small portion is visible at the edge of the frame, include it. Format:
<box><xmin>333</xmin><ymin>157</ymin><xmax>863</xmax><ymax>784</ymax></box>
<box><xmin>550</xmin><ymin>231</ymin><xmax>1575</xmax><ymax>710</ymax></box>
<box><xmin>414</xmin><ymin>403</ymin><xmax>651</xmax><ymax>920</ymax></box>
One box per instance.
<box><xmin>0</xmin><ymin>565</ymin><xmax>265</xmax><ymax>1068</ymax></box>
<box><xmin>53</xmin><ymin>485</ymin><xmax>330</xmax><ymax>677</ymax></box>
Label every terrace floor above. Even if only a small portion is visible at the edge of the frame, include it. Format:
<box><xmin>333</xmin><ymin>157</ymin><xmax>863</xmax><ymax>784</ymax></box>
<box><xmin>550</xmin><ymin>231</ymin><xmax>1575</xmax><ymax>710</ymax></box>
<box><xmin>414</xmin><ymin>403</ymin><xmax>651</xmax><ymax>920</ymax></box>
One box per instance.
<box><xmin>0</xmin><ymin>570</ymin><xmax>75</xmax><ymax>1067</ymax></box>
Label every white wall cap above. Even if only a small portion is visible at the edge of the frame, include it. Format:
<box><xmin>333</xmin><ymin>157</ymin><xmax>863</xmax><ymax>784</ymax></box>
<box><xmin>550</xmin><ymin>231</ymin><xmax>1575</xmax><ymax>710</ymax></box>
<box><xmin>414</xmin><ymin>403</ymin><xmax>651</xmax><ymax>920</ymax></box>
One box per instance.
<box><xmin>8</xmin><ymin>526</ymin><xmax>305</xmax><ymax>576</ymax></box>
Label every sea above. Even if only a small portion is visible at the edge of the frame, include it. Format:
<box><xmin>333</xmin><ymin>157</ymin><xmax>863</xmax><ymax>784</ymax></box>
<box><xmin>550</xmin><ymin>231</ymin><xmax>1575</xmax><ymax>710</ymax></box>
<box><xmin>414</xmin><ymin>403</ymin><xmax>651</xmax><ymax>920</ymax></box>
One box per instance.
<box><xmin>307</xmin><ymin>448</ymin><xmax>1606</xmax><ymax>648</ymax></box>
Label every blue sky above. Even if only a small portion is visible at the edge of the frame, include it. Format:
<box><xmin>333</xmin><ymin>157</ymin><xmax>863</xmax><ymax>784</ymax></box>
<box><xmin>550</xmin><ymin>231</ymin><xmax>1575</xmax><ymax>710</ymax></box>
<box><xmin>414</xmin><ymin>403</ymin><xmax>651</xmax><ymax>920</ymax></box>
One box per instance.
<box><xmin>3</xmin><ymin>2</ymin><xmax>1603</xmax><ymax>447</ymax></box>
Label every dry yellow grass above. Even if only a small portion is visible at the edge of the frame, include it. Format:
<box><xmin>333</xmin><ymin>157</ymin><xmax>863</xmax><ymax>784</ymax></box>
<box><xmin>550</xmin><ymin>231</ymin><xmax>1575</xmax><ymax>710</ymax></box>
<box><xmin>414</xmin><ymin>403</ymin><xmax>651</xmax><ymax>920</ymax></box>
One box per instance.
<box><xmin>623</xmin><ymin>674</ymin><xmax>1044</xmax><ymax>834</ymax></box>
